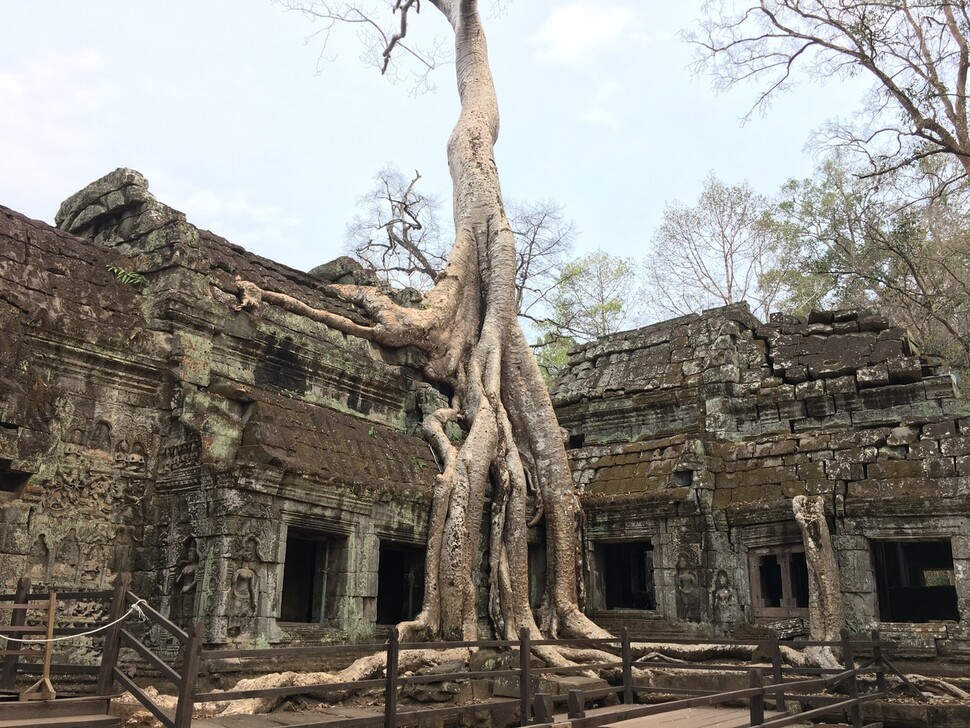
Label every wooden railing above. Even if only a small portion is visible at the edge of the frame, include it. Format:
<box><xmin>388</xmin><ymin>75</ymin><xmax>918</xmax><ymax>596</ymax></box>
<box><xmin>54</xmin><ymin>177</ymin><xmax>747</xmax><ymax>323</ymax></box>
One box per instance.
<box><xmin>3</xmin><ymin>573</ymin><xmax>919</xmax><ymax>728</ymax></box>
<box><xmin>1</xmin><ymin>576</ymin><xmax>115</xmax><ymax>699</ymax></box>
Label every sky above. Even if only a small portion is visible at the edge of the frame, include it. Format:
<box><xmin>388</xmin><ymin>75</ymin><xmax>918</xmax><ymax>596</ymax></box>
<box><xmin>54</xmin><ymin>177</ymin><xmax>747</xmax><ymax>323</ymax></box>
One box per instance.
<box><xmin>1</xmin><ymin>1</ymin><xmax>869</xmax><ymax>276</ymax></box>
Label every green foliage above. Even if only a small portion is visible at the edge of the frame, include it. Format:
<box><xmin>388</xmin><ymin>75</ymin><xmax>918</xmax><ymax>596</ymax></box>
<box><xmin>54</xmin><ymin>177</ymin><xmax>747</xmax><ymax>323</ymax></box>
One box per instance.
<box><xmin>532</xmin><ymin>331</ymin><xmax>577</xmax><ymax>386</ymax></box>
<box><xmin>767</xmin><ymin>154</ymin><xmax>970</xmax><ymax>375</ymax></box>
<box><xmin>538</xmin><ymin>251</ymin><xmax>640</xmax><ymax>343</ymax></box>
<box><xmin>106</xmin><ymin>264</ymin><xmax>147</xmax><ymax>286</ymax></box>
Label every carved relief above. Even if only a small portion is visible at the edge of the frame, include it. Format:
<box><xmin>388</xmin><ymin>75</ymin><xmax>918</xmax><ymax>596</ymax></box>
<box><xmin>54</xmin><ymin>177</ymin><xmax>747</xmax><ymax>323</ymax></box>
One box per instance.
<box><xmin>27</xmin><ymin>534</ymin><xmax>50</xmax><ymax>583</ymax></box>
<box><xmin>91</xmin><ymin>420</ymin><xmax>112</xmax><ymax>451</ymax></box>
<box><xmin>52</xmin><ymin>528</ymin><xmax>81</xmax><ymax>583</ymax></box>
<box><xmin>228</xmin><ymin>535</ymin><xmax>261</xmax><ymax>637</ymax></box>
<box><xmin>675</xmin><ymin>552</ymin><xmax>701</xmax><ymax>623</ymax></box>
<box><xmin>174</xmin><ymin>536</ymin><xmax>203</xmax><ymax>622</ymax></box>
<box><xmin>711</xmin><ymin>569</ymin><xmax>740</xmax><ymax>626</ymax></box>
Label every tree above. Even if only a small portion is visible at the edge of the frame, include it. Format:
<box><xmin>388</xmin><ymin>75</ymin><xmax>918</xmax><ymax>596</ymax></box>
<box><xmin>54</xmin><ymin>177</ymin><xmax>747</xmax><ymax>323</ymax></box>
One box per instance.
<box><xmin>345</xmin><ymin>165</ymin><xmax>448</xmax><ymax>290</ymax></box>
<box><xmin>540</xmin><ymin>251</ymin><xmax>642</xmax><ymax>342</ymax></box>
<box><xmin>238</xmin><ymin>0</ymin><xmax>608</xmax><ymax>647</ymax></box>
<box><xmin>772</xmin><ymin>155</ymin><xmax>970</xmax><ymax>373</ymax></box>
<box><xmin>345</xmin><ymin>166</ymin><xmax>576</xmax><ymax>322</ymax></box>
<box><xmin>647</xmin><ymin>174</ymin><xmax>788</xmax><ymax>321</ymax></box>
<box><xmin>529</xmin><ymin>251</ymin><xmax>641</xmax><ymax>384</ymax></box>
<box><xmin>508</xmin><ymin>199</ymin><xmax>576</xmax><ymax>326</ymax></box>
<box><xmin>694</xmin><ymin>1</ymin><xmax>970</xmax><ymax>184</ymax></box>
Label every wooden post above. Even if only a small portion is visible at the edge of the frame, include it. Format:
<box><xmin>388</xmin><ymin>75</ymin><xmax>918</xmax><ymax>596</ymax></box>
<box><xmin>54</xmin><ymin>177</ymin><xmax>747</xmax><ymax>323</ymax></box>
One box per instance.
<box><xmin>567</xmin><ymin>688</ymin><xmax>586</xmax><ymax>719</ymax></box>
<box><xmin>383</xmin><ymin>627</ymin><xmax>399</xmax><ymax>728</ymax></box>
<box><xmin>20</xmin><ymin>592</ymin><xmax>57</xmax><ymax>701</ymax></box>
<box><xmin>621</xmin><ymin>627</ymin><xmax>633</xmax><ymax>704</ymax></box>
<box><xmin>1</xmin><ymin>576</ymin><xmax>30</xmax><ymax>690</ymax></box>
<box><xmin>770</xmin><ymin>634</ymin><xmax>786</xmax><ymax>713</ymax></box>
<box><xmin>749</xmin><ymin>668</ymin><xmax>764</xmax><ymax>726</ymax></box>
<box><xmin>841</xmin><ymin>628</ymin><xmax>862</xmax><ymax>728</ymax></box>
<box><xmin>533</xmin><ymin>693</ymin><xmax>553</xmax><ymax>723</ymax></box>
<box><xmin>97</xmin><ymin>572</ymin><xmax>132</xmax><ymax>696</ymax></box>
<box><xmin>519</xmin><ymin>626</ymin><xmax>532</xmax><ymax>726</ymax></box>
<box><xmin>174</xmin><ymin>623</ymin><xmax>205</xmax><ymax>728</ymax></box>
<box><xmin>871</xmin><ymin>629</ymin><xmax>887</xmax><ymax>695</ymax></box>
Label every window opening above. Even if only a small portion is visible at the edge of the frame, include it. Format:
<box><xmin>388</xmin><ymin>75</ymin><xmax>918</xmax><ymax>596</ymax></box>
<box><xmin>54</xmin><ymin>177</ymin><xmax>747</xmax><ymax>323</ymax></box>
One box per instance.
<box><xmin>377</xmin><ymin>543</ymin><xmax>425</xmax><ymax>624</ymax></box>
<box><xmin>749</xmin><ymin>546</ymin><xmax>809</xmax><ymax>619</ymax></box>
<box><xmin>279</xmin><ymin>529</ymin><xmax>343</xmax><ymax>624</ymax></box>
<box><xmin>872</xmin><ymin>539</ymin><xmax>959</xmax><ymax>622</ymax></box>
<box><xmin>600</xmin><ymin>541</ymin><xmax>655</xmax><ymax>610</ymax></box>
<box><xmin>0</xmin><ymin>459</ymin><xmax>31</xmax><ymax>496</ymax></box>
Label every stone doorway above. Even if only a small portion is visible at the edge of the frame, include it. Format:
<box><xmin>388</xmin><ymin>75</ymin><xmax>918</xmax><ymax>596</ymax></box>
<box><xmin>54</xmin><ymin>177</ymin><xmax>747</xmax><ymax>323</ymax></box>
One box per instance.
<box><xmin>279</xmin><ymin>528</ymin><xmax>346</xmax><ymax>625</ymax></box>
<box><xmin>376</xmin><ymin>543</ymin><xmax>424</xmax><ymax>625</ymax></box>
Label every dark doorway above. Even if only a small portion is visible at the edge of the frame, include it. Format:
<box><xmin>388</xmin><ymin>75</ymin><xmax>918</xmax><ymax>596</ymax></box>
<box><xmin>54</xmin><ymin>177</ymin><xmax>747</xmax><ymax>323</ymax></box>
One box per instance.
<box><xmin>376</xmin><ymin>543</ymin><xmax>425</xmax><ymax>624</ymax></box>
<box><xmin>279</xmin><ymin>529</ymin><xmax>344</xmax><ymax>624</ymax></box>
<box><xmin>601</xmin><ymin>541</ymin><xmax>655</xmax><ymax>610</ymax></box>
<box><xmin>872</xmin><ymin>540</ymin><xmax>959</xmax><ymax>622</ymax></box>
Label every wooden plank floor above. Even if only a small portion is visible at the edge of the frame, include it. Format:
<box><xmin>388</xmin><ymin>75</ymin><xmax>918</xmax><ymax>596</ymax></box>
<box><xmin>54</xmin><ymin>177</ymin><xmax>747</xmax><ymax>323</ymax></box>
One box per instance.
<box><xmin>602</xmin><ymin>706</ymin><xmax>812</xmax><ymax>728</ymax></box>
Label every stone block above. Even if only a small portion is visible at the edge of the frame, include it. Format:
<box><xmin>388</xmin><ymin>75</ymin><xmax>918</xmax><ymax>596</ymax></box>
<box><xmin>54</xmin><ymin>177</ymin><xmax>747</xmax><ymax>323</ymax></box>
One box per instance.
<box><xmin>908</xmin><ymin>439</ymin><xmax>939</xmax><ymax>458</ymax></box>
<box><xmin>794</xmin><ymin>380</ymin><xmax>825</xmax><ymax>399</ymax></box>
<box><xmin>923</xmin><ymin>457</ymin><xmax>957</xmax><ymax>478</ymax></box>
<box><xmin>804</xmin><ymin>396</ymin><xmax>836</xmax><ymax>417</ymax></box>
<box><xmin>856</xmin><ymin>364</ymin><xmax>889</xmax><ymax>388</ymax></box>
<box><xmin>923</xmin><ymin>420</ymin><xmax>958</xmax><ymax>439</ymax></box>
<box><xmin>887</xmin><ymin>355</ymin><xmax>923</xmax><ymax>383</ymax></box>
<box><xmin>940</xmin><ymin>436</ymin><xmax>970</xmax><ymax>457</ymax></box>
<box><xmin>867</xmin><ymin>460</ymin><xmax>924</xmax><ymax>479</ymax></box>
<box><xmin>887</xmin><ymin>425</ymin><xmax>919</xmax><ymax>445</ymax></box>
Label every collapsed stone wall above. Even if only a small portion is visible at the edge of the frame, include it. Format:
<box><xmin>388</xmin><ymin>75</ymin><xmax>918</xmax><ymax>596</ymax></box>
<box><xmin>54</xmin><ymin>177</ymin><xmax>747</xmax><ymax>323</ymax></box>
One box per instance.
<box><xmin>0</xmin><ymin>169</ymin><xmax>438</xmax><ymax>648</ymax></box>
<box><xmin>554</xmin><ymin>305</ymin><xmax>970</xmax><ymax>654</ymax></box>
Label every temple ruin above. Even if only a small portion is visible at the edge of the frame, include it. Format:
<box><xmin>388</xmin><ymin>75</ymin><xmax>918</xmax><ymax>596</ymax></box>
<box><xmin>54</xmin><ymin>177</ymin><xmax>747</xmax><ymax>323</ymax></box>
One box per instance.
<box><xmin>1</xmin><ymin>169</ymin><xmax>968</xmax><ymax>657</ymax></box>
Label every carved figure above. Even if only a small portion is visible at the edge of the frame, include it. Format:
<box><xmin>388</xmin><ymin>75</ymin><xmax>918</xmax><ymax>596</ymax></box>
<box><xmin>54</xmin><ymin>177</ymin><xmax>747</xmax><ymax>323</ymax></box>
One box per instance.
<box><xmin>675</xmin><ymin>555</ymin><xmax>701</xmax><ymax>622</ymax></box>
<box><xmin>230</xmin><ymin>536</ymin><xmax>260</xmax><ymax>618</ymax></box>
<box><xmin>126</xmin><ymin>441</ymin><xmax>147</xmax><ymax>473</ymax></box>
<box><xmin>27</xmin><ymin>534</ymin><xmax>50</xmax><ymax>583</ymax></box>
<box><xmin>53</xmin><ymin>528</ymin><xmax>81</xmax><ymax>583</ymax></box>
<box><xmin>178</xmin><ymin>538</ymin><xmax>201</xmax><ymax>594</ymax></box>
<box><xmin>91</xmin><ymin>421</ymin><xmax>112</xmax><ymax>451</ymax></box>
<box><xmin>711</xmin><ymin>569</ymin><xmax>739</xmax><ymax>625</ymax></box>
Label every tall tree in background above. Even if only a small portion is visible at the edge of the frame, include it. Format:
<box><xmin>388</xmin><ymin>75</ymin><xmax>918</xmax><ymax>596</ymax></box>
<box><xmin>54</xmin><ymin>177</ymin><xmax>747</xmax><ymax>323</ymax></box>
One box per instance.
<box><xmin>695</xmin><ymin>1</ymin><xmax>970</xmax><ymax>185</ymax></box>
<box><xmin>773</xmin><ymin>155</ymin><xmax>970</xmax><ymax>372</ymax></box>
<box><xmin>542</xmin><ymin>251</ymin><xmax>642</xmax><ymax>341</ymax></box>
<box><xmin>345</xmin><ymin>166</ymin><xmax>448</xmax><ymax>290</ymax></box>
<box><xmin>239</xmin><ymin>0</ymin><xmax>609</xmax><ymax>647</ymax></box>
<box><xmin>647</xmin><ymin>174</ymin><xmax>787</xmax><ymax>320</ymax></box>
<box><xmin>532</xmin><ymin>251</ymin><xmax>641</xmax><ymax>381</ymax></box>
<box><xmin>345</xmin><ymin>167</ymin><xmax>575</xmax><ymax>320</ymax></box>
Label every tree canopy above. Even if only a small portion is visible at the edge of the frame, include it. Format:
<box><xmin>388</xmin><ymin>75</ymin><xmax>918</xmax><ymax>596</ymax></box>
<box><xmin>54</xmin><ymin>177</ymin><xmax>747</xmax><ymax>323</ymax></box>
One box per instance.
<box><xmin>695</xmin><ymin>1</ymin><xmax>970</xmax><ymax>184</ymax></box>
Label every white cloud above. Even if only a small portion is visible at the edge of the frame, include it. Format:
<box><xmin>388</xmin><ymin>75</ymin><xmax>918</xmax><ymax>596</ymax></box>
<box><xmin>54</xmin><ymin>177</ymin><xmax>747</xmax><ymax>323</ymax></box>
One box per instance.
<box><xmin>530</xmin><ymin>2</ymin><xmax>640</xmax><ymax>68</ymax></box>
<box><xmin>150</xmin><ymin>172</ymin><xmax>305</xmax><ymax>264</ymax></box>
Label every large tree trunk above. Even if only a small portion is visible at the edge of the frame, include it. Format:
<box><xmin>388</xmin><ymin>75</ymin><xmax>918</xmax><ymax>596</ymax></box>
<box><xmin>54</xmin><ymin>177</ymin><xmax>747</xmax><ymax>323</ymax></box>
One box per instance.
<box><xmin>792</xmin><ymin>495</ymin><xmax>844</xmax><ymax>641</ymax></box>
<box><xmin>237</xmin><ymin>0</ymin><xmax>606</xmax><ymax>644</ymax></box>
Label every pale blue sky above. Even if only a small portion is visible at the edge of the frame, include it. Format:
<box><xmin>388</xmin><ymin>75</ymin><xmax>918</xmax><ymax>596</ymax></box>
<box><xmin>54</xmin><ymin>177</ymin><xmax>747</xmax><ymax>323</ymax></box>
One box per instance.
<box><xmin>1</xmin><ymin>2</ymin><xmax>866</xmax><ymax>273</ymax></box>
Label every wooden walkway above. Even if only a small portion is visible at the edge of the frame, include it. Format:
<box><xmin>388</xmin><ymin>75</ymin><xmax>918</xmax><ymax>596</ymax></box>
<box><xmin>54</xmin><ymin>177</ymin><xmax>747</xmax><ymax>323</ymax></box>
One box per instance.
<box><xmin>187</xmin><ymin>705</ymin><xmax>814</xmax><ymax>728</ymax></box>
<box><xmin>602</xmin><ymin>707</ymin><xmax>810</xmax><ymax>728</ymax></box>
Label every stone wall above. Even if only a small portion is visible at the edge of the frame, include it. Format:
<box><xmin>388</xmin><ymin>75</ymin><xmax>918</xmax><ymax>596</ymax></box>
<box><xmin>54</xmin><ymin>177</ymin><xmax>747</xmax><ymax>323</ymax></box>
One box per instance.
<box><xmin>0</xmin><ymin>169</ymin><xmax>438</xmax><ymax>648</ymax></box>
<box><xmin>555</xmin><ymin>305</ymin><xmax>970</xmax><ymax>653</ymax></box>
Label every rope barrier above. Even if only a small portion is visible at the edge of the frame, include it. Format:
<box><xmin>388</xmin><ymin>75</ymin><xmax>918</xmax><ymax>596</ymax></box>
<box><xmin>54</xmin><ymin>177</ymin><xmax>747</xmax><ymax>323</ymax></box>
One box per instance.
<box><xmin>0</xmin><ymin>598</ymin><xmax>148</xmax><ymax>644</ymax></box>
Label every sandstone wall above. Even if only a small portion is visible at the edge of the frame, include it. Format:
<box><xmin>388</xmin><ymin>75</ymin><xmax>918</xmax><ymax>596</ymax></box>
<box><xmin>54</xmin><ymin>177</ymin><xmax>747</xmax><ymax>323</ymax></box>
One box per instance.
<box><xmin>0</xmin><ymin>169</ymin><xmax>438</xmax><ymax>648</ymax></box>
<box><xmin>558</xmin><ymin>305</ymin><xmax>970</xmax><ymax>653</ymax></box>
